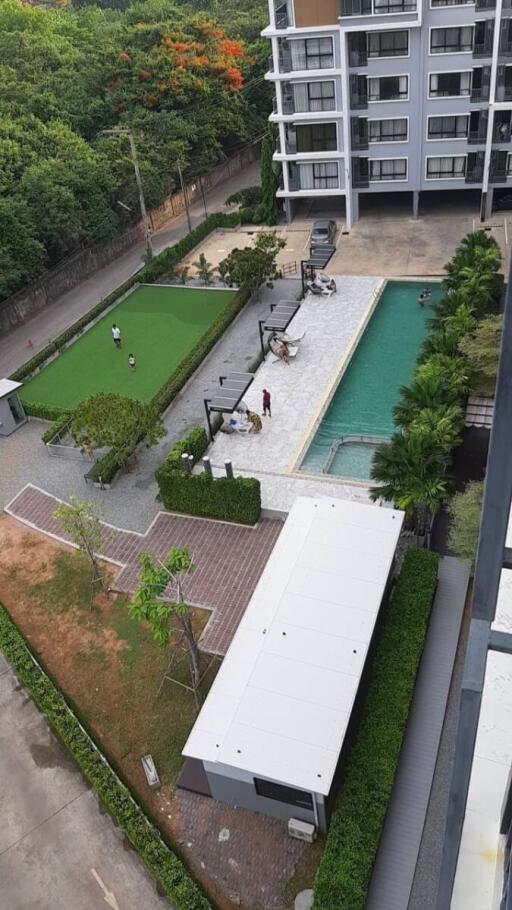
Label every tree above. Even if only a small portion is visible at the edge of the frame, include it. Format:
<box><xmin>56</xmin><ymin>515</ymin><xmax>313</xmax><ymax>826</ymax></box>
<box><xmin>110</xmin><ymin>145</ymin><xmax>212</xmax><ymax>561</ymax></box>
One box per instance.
<box><xmin>193</xmin><ymin>252</ymin><xmax>214</xmax><ymax>285</ymax></box>
<box><xmin>420</xmin><ymin>304</ymin><xmax>476</xmax><ymax>359</ymax></box>
<box><xmin>219</xmin><ymin>230</ymin><xmax>286</xmax><ymax>297</ymax></box>
<box><xmin>370</xmin><ymin>432</ymin><xmax>449</xmax><ymax>535</ymax></box>
<box><xmin>259</xmin><ymin>127</ymin><xmax>279</xmax><ymax>225</ymax></box>
<box><xmin>407</xmin><ymin>403</ymin><xmax>464</xmax><ymax>455</ymax></box>
<box><xmin>129</xmin><ymin>547</ymin><xmax>202</xmax><ymax>706</ymax></box>
<box><xmin>69</xmin><ymin>393</ymin><xmax>165</xmax><ymax>454</ymax></box>
<box><xmin>458</xmin><ymin>314</ymin><xmax>502</xmax><ymax>396</ymax></box>
<box><xmin>53</xmin><ymin>495</ymin><xmax>108</xmax><ymax>594</ymax></box>
<box><xmin>393</xmin><ymin>370</ymin><xmax>461</xmax><ymax>428</ymax></box>
<box><xmin>447</xmin><ymin>481</ymin><xmax>484</xmax><ymax>564</ymax></box>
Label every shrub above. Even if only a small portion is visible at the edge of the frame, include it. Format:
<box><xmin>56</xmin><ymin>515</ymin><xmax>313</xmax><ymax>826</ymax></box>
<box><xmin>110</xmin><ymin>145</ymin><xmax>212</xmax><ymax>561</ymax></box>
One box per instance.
<box><xmin>312</xmin><ymin>548</ymin><xmax>439</xmax><ymax>910</ymax></box>
<box><xmin>24</xmin><ymin>401</ymin><xmax>68</xmax><ymax>421</ymax></box>
<box><xmin>0</xmin><ymin>604</ymin><xmax>212</xmax><ymax>910</ymax></box>
<box><xmin>41</xmin><ymin>412</ymin><xmax>72</xmax><ymax>444</ymax></box>
<box><xmin>156</xmin><ymin>470</ymin><xmax>261</xmax><ymax>525</ymax></box>
<box><xmin>447</xmin><ymin>480</ymin><xmax>484</xmax><ymax>565</ymax></box>
<box><xmin>160</xmin><ymin>427</ymin><xmax>209</xmax><ymax>472</ymax></box>
<box><xmin>225</xmin><ymin>186</ymin><xmax>262</xmax><ymax>208</ymax></box>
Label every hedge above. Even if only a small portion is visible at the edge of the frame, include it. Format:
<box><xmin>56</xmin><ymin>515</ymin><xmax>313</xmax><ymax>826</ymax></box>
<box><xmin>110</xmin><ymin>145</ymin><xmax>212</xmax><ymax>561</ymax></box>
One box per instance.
<box><xmin>159</xmin><ymin>427</ymin><xmax>209</xmax><ymax>473</ymax></box>
<box><xmin>10</xmin><ymin>211</ymin><xmax>241</xmax><ymax>385</ymax></box>
<box><xmin>41</xmin><ymin>411</ymin><xmax>72</xmax><ymax>445</ymax></box>
<box><xmin>0</xmin><ymin>603</ymin><xmax>212</xmax><ymax>910</ymax></box>
<box><xmin>313</xmin><ymin>548</ymin><xmax>439</xmax><ymax>910</ymax></box>
<box><xmin>156</xmin><ymin>470</ymin><xmax>261</xmax><ymax>525</ymax></box>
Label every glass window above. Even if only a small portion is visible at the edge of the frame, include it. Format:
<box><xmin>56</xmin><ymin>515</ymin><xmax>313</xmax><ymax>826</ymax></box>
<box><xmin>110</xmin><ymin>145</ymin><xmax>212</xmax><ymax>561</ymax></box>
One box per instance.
<box><xmin>429</xmin><ymin>71</ymin><xmax>471</xmax><ymax>96</ymax></box>
<box><xmin>369</xmin><ymin>158</ymin><xmax>407</xmax><ymax>180</ymax></box>
<box><xmin>431</xmin><ymin>0</ymin><xmax>473</xmax><ymax>6</ymax></box>
<box><xmin>369</xmin><ymin>118</ymin><xmax>408</xmax><ymax>142</ymax></box>
<box><xmin>368</xmin><ymin>75</ymin><xmax>408</xmax><ymax>101</ymax></box>
<box><xmin>427</xmin><ymin>115</ymin><xmax>468</xmax><ymax>138</ymax></box>
<box><xmin>296</xmin><ymin>123</ymin><xmax>337</xmax><ymax>152</ymax></box>
<box><xmin>254</xmin><ymin>778</ymin><xmax>314</xmax><ymax>809</ymax></box>
<box><xmin>426</xmin><ymin>156</ymin><xmax>466</xmax><ymax>178</ymax></box>
<box><xmin>305</xmin><ymin>37</ymin><xmax>334</xmax><ymax>69</ymax></box>
<box><xmin>368</xmin><ymin>31</ymin><xmax>409</xmax><ymax>58</ymax></box>
<box><xmin>373</xmin><ymin>0</ymin><xmax>416</xmax><ymax>11</ymax></box>
<box><xmin>430</xmin><ymin>26</ymin><xmax>474</xmax><ymax>53</ymax></box>
<box><xmin>308</xmin><ymin>81</ymin><xmax>336</xmax><ymax>111</ymax></box>
<box><xmin>313</xmin><ymin>162</ymin><xmax>339</xmax><ymax>188</ymax></box>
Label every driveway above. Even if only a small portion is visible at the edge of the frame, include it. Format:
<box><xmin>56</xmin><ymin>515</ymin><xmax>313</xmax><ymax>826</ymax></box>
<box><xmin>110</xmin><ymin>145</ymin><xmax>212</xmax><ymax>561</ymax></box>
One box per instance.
<box><xmin>0</xmin><ymin>653</ymin><xmax>172</xmax><ymax>910</ymax></box>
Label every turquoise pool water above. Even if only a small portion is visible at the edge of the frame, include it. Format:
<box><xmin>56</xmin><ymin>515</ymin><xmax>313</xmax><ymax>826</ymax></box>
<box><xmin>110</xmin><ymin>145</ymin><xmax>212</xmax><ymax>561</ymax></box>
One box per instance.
<box><xmin>301</xmin><ymin>280</ymin><xmax>444</xmax><ymax>480</ymax></box>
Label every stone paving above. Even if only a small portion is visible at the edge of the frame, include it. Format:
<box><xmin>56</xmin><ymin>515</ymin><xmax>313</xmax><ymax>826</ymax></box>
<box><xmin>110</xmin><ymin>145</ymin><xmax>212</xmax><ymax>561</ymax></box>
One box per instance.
<box><xmin>5</xmin><ymin>484</ymin><xmax>282</xmax><ymax>655</ymax></box>
<box><xmin>203</xmin><ymin>275</ymin><xmax>382</xmax><ymax>511</ymax></box>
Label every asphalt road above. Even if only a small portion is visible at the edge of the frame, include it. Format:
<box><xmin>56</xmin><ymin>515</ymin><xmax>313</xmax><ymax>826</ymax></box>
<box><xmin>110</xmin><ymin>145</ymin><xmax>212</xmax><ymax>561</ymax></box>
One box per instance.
<box><xmin>0</xmin><ymin>653</ymin><xmax>172</xmax><ymax>910</ymax></box>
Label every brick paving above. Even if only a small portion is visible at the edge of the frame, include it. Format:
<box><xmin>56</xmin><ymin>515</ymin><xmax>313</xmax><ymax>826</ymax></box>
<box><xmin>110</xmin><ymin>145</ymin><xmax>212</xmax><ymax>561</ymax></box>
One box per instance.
<box><xmin>5</xmin><ymin>484</ymin><xmax>282</xmax><ymax>655</ymax></box>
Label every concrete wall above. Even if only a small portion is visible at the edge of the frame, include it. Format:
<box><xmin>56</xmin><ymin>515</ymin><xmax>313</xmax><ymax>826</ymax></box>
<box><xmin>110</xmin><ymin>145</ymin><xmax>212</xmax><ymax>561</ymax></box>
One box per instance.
<box><xmin>203</xmin><ymin>759</ymin><xmax>328</xmax><ymax>831</ymax></box>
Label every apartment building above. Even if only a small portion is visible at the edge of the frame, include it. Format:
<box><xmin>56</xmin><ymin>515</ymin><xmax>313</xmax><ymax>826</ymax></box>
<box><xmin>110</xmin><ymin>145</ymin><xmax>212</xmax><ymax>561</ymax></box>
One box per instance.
<box><xmin>263</xmin><ymin>0</ymin><xmax>512</xmax><ymax>225</ymax></box>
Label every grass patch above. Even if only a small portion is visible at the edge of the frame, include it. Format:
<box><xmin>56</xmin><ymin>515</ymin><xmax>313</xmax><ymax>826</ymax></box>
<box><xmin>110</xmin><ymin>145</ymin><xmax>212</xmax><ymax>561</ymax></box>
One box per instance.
<box><xmin>21</xmin><ymin>286</ymin><xmax>235</xmax><ymax>411</ymax></box>
<box><xmin>29</xmin><ymin>552</ymin><xmax>95</xmax><ymax>612</ymax></box>
<box><xmin>312</xmin><ymin>548</ymin><xmax>439</xmax><ymax>910</ymax></box>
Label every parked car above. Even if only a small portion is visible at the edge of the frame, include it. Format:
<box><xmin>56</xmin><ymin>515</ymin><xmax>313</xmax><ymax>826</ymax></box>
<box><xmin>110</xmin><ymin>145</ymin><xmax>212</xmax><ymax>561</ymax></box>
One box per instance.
<box><xmin>310</xmin><ymin>219</ymin><xmax>337</xmax><ymax>247</ymax></box>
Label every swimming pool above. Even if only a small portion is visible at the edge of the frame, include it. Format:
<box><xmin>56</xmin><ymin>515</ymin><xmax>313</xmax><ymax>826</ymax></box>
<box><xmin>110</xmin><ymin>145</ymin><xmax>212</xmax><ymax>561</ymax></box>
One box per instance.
<box><xmin>300</xmin><ymin>280</ymin><xmax>443</xmax><ymax>480</ymax></box>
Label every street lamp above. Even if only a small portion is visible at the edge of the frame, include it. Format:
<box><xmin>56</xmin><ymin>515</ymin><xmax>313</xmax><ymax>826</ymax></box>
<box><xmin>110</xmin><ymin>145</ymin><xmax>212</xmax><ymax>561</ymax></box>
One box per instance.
<box><xmin>101</xmin><ymin>128</ymin><xmax>153</xmax><ymax>259</ymax></box>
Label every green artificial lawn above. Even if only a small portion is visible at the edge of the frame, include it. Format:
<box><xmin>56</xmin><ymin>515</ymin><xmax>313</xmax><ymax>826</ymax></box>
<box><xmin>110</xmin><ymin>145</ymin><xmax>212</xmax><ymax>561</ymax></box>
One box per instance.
<box><xmin>21</xmin><ymin>285</ymin><xmax>235</xmax><ymax>410</ymax></box>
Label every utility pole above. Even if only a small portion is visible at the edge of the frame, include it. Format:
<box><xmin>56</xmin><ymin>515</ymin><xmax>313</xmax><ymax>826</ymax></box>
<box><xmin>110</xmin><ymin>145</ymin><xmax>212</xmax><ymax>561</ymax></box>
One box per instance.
<box><xmin>177</xmin><ymin>163</ymin><xmax>192</xmax><ymax>234</ymax></box>
<box><xmin>101</xmin><ymin>128</ymin><xmax>153</xmax><ymax>259</ymax></box>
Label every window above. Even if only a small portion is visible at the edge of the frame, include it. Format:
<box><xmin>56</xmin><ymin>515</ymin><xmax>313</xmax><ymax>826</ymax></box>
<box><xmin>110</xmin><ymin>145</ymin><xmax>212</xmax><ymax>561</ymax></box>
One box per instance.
<box><xmin>430</xmin><ymin>27</ymin><xmax>473</xmax><ymax>53</ymax></box>
<box><xmin>431</xmin><ymin>0</ymin><xmax>473</xmax><ymax>6</ymax></box>
<box><xmin>368</xmin><ymin>31</ymin><xmax>409</xmax><ymax>58</ymax></box>
<box><xmin>296</xmin><ymin>123</ymin><xmax>337</xmax><ymax>152</ymax></box>
<box><xmin>427</xmin><ymin>115</ymin><xmax>468</xmax><ymax>139</ymax></box>
<box><xmin>308</xmin><ymin>81</ymin><xmax>335</xmax><ymax>111</ymax></box>
<box><xmin>373</xmin><ymin>0</ymin><xmax>416</xmax><ymax>11</ymax></box>
<box><xmin>429</xmin><ymin>71</ymin><xmax>471</xmax><ymax>97</ymax></box>
<box><xmin>313</xmin><ymin>162</ymin><xmax>339</xmax><ymax>188</ymax></box>
<box><xmin>290</xmin><ymin>38</ymin><xmax>334</xmax><ymax>71</ymax></box>
<box><xmin>369</xmin><ymin>118</ymin><xmax>408</xmax><ymax>142</ymax></box>
<box><xmin>368</xmin><ymin>75</ymin><xmax>408</xmax><ymax>101</ymax></box>
<box><xmin>254</xmin><ymin>778</ymin><xmax>314</xmax><ymax>809</ymax></box>
<box><xmin>426</xmin><ymin>156</ymin><xmax>466</xmax><ymax>178</ymax></box>
<box><xmin>369</xmin><ymin>158</ymin><xmax>407</xmax><ymax>180</ymax></box>
<box><xmin>507</xmin><ymin>153</ymin><xmax>512</xmax><ymax>176</ymax></box>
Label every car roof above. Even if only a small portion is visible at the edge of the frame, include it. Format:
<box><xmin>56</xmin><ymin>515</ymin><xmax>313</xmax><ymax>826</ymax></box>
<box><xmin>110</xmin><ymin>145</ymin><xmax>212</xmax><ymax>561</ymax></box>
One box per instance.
<box><xmin>312</xmin><ymin>219</ymin><xmax>332</xmax><ymax>228</ymax></box>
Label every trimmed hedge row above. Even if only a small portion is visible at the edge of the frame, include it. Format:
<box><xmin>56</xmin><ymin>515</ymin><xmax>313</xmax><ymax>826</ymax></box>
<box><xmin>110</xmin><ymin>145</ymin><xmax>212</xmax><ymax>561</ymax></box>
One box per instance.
<box><xmin>156</xmin><ymin>470</ymin><xmax>261</xmax><ymax>525</ymax></box>
<box><xmin>41</xmin><ymin>411</ymin><xmax>72</xmax><ymax>445</ymax></box>
<box><xmin>11</xmin><ymin>210</ymin><xmax>241</xmax><ymax>385</ymax></box>
<box><xmin>160</xmin><ymin>427</ymin><xmax>209</xmax><ymax>472</ymax></box>
<box><xmin>0</xmin><ymin>603</ymin><xmax>212</xmax><ymax>910</ymax></box>
<box><xmin>313</xmin><ymin>548</ymin><xmax>439</xmax><ymax>910</ymax></box>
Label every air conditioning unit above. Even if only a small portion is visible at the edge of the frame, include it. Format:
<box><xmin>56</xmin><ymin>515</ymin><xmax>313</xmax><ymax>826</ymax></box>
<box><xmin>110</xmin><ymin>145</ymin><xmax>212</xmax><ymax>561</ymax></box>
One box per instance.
<box><xmin>288</xmin><ymin>818</ymin><xmax>317</xmax><ymax>843</ymax></box>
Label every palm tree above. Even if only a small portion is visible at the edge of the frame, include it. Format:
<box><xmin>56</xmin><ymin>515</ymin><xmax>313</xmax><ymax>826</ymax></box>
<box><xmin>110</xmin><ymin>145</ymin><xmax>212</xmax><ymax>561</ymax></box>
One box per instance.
<box><xmin>420</xmin><ymin>304</ymin><xmax>476</xmax><ymax>360</ymax></box>
<box><xmin>193</xmin><ymin>253</ymin><xmax>214</xmax><ymax>285</ymax></box>
<box><xmin>444</xmin><ymin>234</ymin><xmax>501</xmax><ymax>287</ymax></box>
<box><xmin>408</xmin><ymin>403</ymin><xmax>464</xmax><ymax>455</ymax></box>
<box><xmin>393</xmin><ymin>371</ymin><xmax>460</xmax><ymax>428</ymax></box>
<box><xmin>455</xmin><ymin>267</ymin><xmax>501</xmax><ymax>318</ymax></box>
<box><xmin>416</xmin><ymin>353</ymin><xmax>470</xmax><ymax>398</ymax></box>
<box><xmin>370</xmin><ymin>432</ymin><xmax>449</xmax><ymax>535</ymax></box>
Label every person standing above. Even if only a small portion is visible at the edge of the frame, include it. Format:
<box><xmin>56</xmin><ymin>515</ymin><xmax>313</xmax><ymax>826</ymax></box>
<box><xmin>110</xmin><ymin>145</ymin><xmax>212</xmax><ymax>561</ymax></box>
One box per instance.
<box><xmin>128</xmin><ymin>353</ymin><xmax>136</xmax><ymax>371</ymax></box>
<box><xmin>262</xmin><ymin>388</ymin><xmax>271</xmax><ymax>417</ymax></box>
<box><xmin>112</xmin><ymin>324</ymin><xmax>122</xmax><ymax>348</ymax></box>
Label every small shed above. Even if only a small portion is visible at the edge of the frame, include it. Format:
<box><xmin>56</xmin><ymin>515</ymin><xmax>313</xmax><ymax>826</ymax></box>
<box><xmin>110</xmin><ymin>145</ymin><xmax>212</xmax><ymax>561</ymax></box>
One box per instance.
<box><xmin>181</xmin><ymin>496</ymin><xmax>404</xmax><ymax>832</ymax></box>
<box><xmin>0</xmin><ymin>379</ymin><xmax>27</xmax><ymax>436</ymax></box>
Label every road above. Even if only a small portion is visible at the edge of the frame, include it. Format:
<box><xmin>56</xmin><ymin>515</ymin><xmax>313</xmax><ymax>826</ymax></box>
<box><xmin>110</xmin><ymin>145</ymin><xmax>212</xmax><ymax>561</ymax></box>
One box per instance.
<box><xmin>0</xmin><ymin>160</ymin><xmax>259</xmax><ymax>378</ymax></box>
<box><xmin>0</xmin><ymin>653</ymin><xmax>172</xmax><ymax>910</ymax></box>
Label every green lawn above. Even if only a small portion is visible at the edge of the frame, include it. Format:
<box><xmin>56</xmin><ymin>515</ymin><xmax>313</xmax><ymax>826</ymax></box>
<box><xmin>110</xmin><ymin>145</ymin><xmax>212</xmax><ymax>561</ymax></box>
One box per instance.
<box><xmin>21</xmin><ymin>285</ymin><xmax>235</xmax><ymax>411</ymax></box>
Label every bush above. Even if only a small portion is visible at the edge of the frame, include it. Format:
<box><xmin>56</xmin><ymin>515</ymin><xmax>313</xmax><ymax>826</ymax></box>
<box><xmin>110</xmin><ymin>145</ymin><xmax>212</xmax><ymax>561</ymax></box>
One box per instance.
<box><xmin>0</xmin><ymin>604</ymin><xmax>212</xmax><ymax>910</ymax></box>
<box><xmin>238</xmin><ymin>206</ymin><xmax>255</xmax><ymax>224</ymax></box>
<box><xmin>156</xmin><ymin>470</ymin><xmax>261</xmax><ymax>525</ymax></box>
<box><xmin>225</xmin><ymin>186</ymin><xmax>262</xmax><ymax>208</ymax></box>
<box><xmin>161</xmin><ymin>427</ymin><xmax>209</xmax><ymax>472</ymax></box>
<box><xmin>24</xmin><ymin>401</ymin><xmax>68</xmax><ymax>421</ymax></box>
<box><xmin>41</xmin><ymin>412</ymin><xmax>72</xmax><ymax>444</ymax></box>
<box><xmin>313</xmin><ymin>548</ymin><xmax>439</xmax><ymax>910</ymax></box>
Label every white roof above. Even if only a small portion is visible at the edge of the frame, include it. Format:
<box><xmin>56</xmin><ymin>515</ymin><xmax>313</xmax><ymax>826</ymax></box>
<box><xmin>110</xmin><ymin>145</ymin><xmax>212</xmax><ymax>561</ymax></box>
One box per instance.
<box><xmin>0</xmin><ymin>379</ymin><xmax>22</xmax><ymax>399</ymax></box>
<box><xmin>183</xmin><ymin>496</ymin><xmax>404</xmax><ymax>795</ymax></box>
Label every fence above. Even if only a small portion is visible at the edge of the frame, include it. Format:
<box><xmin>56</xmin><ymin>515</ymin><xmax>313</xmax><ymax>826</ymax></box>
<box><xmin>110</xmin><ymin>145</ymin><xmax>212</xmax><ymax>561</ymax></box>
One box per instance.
<box><xmin>0</xmin><ymin>143</ymin><xmax>261</xmax><ymax>337</ymax></box>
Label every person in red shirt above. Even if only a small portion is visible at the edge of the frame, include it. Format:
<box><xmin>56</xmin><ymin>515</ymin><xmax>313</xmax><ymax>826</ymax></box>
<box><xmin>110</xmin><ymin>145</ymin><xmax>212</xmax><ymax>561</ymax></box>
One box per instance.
<box><xmin>262</xmin><ymin>388</ymin><xmax>271</xmax><ymax>418</ymax></box>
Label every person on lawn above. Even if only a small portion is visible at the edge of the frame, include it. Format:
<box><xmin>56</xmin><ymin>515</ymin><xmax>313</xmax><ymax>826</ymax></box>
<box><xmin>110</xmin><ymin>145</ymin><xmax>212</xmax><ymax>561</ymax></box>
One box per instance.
<box><xmin>128</xmin><ymin>353</ymin><xmax>136</xmax><ymax>371</ymax></box>
<box><xmin>112</xmin><ymin>324</ymin><xmax>122</xmax><ymax>348</ymax></box>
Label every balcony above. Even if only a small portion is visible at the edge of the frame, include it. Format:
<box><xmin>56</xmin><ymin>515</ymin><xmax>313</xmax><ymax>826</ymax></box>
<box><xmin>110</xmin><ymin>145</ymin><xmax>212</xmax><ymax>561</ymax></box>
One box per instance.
<box><xmin>352</xmin><ymin>158</ymin><xmax>369</xmax><ymax>187</ymax></box>
<box><xmin>496</xmin><ymin>83</ymin><xmax>512</xmax><ymax>102</ymax></box>
<box><xmin>490</xmin><ymin>167</ymin><xmax>509</xmax><ymax>182</ymax></box>
<box><xmin>475</xmin><ymin>0</ymin><xmax>495</xmax><ymax>7</ymax></box>
<box><xmin>274</xmin><ymin>2</ymin><xmax>290</xmax><ymax>28</ymax></box>
<box><xmin>465</xmin><ymin>153</ymin><xmax>484</xmax><ymax>183</ymax></box>
<box><xmin>349</xmin><ymin>49</ymin><xmax>368</xmax><ymax>67</ymax></box>
<box><xmin>465</xmin><ymin>169</ymin><xmax>483</xmax><ymax>184</ymax></box>
<box><xmin>351</xmin><ymin>118</ymin><xmax>369</xmax><ymax>150</ymax></box>
<box><xmin>473</xmin><ymin>38</ymin><xmax>494</xmax><ymax>58</ymax></box>
<box><xmin>468</xmin><ymin>129</ymin><xmax>487</xmax><ymax>144</ymax></box>
<box><xmin>470</xmin><ymin>86</ymin><xmax>490</xmax><ymax>102</ymax></box>
<box><xmin>493</xmin><ymin>124</ymin><xmax>512</xmax><ymax>143</ymax></box>
<box><xmin>500</xmin><ymin>40</ymin><xmax>512</xmax><ymax>57</ymax></box>
<box><xmin>351</xmin><ymin>93</ymin><xmax>368</xmax><ymax>110</ymax></box>
<box><xmin>341</xmin><ymin>0</ymin><xmax>371</xmax><ymax>14</ymax></box>
<box><xmin>268</xmin><ymin>55</ymin><xmax>274</xmax><ymax>73</ymax></box>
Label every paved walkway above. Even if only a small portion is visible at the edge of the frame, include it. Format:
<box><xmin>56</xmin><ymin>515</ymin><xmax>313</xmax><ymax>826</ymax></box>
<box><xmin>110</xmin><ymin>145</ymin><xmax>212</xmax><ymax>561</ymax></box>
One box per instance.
<box><xmin>0</xmin><ymin>161</ymin><xmax>259</xmax><ymax>378</ymax></box>
<box><xmin>5</xmin><ymin>484</ymin><xmax>282</xmax><ymax>655</ymax></box>
<box><xmin>365</xmin><ymin>556</ymin><xmax>470</xmax><ymax>910</ymax></box>
<box><xmin>0</xmin><ymin>653</ymin><xmax>172</xmax><ymax>910</ymax></box>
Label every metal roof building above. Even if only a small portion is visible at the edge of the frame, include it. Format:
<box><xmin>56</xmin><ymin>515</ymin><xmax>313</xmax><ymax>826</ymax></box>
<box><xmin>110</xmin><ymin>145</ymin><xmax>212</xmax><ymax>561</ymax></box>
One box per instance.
<box><xmin>182</xmin><ymin>496</ymin><xmax>403</xmax><ymax>831</ymax></box>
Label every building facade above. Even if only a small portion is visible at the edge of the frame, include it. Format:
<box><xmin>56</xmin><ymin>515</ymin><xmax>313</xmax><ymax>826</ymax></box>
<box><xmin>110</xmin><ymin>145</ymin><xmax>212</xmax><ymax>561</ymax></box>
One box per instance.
<box><xmin>264</xmin><ymin>0</ymin><xmax>512</xmax><ymax>225</ymax></box>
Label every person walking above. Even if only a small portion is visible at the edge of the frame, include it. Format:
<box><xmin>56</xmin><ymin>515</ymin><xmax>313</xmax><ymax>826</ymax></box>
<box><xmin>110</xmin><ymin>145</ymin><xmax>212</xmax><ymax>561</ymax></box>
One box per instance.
<box><xmin>112</xmin><ymin>324</ymin><xmax>122</xmax><ymax>348</ymax></box>
<box><xmin>262</xmin><ymin>388</ymin><xmax>271</xmax><ymax>417</ymax></box>
<box><xmin>128</xmin><ymin>353</ymin><xmax>136</xmax><ymax>371</ymax></box>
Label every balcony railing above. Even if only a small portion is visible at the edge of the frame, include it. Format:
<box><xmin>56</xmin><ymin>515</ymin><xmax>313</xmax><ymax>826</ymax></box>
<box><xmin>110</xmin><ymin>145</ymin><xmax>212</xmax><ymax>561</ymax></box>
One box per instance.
<box><xmin>493</xmin><ymin>126</ymin><xmax>512</xmax><ymax>143</ymax></box>
<box><xmin>351</xmin><ymin>93</ymin><xmax>368</xmax><ymax>109</ymax></box>
<box><xmin>341</xmin><ymin>0</ymin><xmax>372</xmax><ymax>14</ymax></box>
<box><xmin>500</xmin><ymin>40</ymin><xmax>512</xmax><ymax>57</ymax></box>
<box><xmin>268</xmin><ymin>55</ymin><xmax>274</xmax><ymax>72</ymax></box>
<box><xmin>372</xmin><ymin>0</ymin><xmax>417</xmax><ymax>10</ymax></box>
<box><xmin>275</xmin><ymin>8</ymin><xmax>290</xmax><ymax>28</ymax></box>
<box><xmin>288</xmin><ymin>174</ymin><xmax>340</xmax><ymax>190</ymax></box>
<box><xmin>475</xmin><ymin>0</ymin><xmax>495</xmax><ymax>7</ymax></box>
<box><xmin>497</xmin><ymin>84</ymin><xmax>512</xmax><ymax>101</ymax></box>
<box><xmin>470</xmin><ymin>86</ymin><xmax>490</xmax><ymax>102</ymax></box>
<box><xmin>282</xmin><ymin>97</ymin><xmax>295</xmax><ymax>114</ymax></box>
<box><xmin>352</xmin><ymin>135</ymin><xmax>369</xmax><ymax>150</ymax></box>
<box><xmin>490</xmin><ymin>168</ymin><xmax>509</xmax><ymax>182</ymax></box>
<box><xmin>465</xmin><ymin>168</ymin><xmax>484</xmax><ymax>183</ymax></box>
<box><xmin>468</xmin><ymin>129</ymin><xmax>487</xmax><ymax>144</ymax></box>
<box><xmin>473</xmin><ymin>39</ymin><xmax>494</xmax><ymax>58</ymax></box>
<box><xmin>368</xmin><ymin>89</ymin><xmax>408</xmax><ymax>101</ymax></box>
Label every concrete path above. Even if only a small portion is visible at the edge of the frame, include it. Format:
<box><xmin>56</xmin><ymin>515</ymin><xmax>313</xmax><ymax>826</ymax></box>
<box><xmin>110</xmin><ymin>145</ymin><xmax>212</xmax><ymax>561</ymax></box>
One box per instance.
<box><xmin>0</xmin><ymin>652</ymin><xmax>172</xmax><ymax>910</ymax></box>
<box><xmin>365</xmin><ymin>556</ymin><xmax>470</xmax><ymax>910</ymax></box>
<box><xmin>5</xmin><ymin>484</ymin><xmax>282</xmax><ymax>655</ymax></box>
<box><xmin>0</xmin><ymin>161</ymin><xmax>259</xmax><ymax>378</ymax></box>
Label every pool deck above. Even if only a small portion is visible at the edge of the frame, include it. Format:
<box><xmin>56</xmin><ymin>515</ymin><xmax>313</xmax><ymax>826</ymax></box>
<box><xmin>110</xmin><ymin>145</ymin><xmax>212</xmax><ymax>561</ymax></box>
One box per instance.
<box><xmin>203</xmin><ymin>275</ymin><xmax>383</xmax><ymax>512</ymax></box>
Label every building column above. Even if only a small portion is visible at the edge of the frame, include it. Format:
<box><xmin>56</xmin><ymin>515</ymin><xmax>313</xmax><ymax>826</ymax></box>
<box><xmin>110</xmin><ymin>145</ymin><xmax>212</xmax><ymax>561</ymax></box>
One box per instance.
<box><xmin>412</xmin><ymin>191</ymin><xmax>420</xmax><ymax>220</ymax></box>
<box><xmin>350</xmin><ymin>190</ymin><xmax>359</xmax><ymax>224</ymax></box>
<box><xmin>284</xmin><ymin>198</ymin><xmax>293</xmax><ymax>223</ymax></box>
<box><xmin>482</xmin><ymin>187</ymin><xmax>494</xmax><ymax>222</ymax></box>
